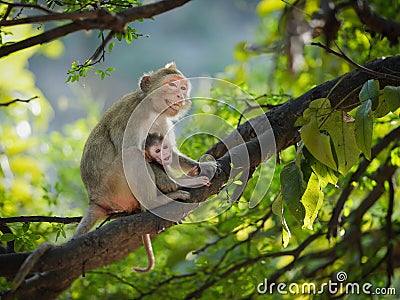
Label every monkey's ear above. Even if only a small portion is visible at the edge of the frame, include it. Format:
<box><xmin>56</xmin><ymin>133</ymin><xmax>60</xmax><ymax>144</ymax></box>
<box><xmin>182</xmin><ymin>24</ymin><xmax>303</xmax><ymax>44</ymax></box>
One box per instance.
<box><xmin>142</xmin><ymin>150</ymin><xmax>152</xmax><ymax>162</ymax></box>
<box><xmin>139</xmin><ymin>75</ymin><xmax>151</xmax><ymax>92</ymax></box>
<box><xmin>165</xmin><ymin>62</ymin><xmax>177</xmax><ymax>69</ymax></box>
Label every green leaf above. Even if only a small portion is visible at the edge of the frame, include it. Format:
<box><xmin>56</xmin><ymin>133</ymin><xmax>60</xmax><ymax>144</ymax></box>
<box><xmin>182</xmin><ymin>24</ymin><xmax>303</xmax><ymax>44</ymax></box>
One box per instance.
<box><xmin>14</xmin><ymin>239</ymin><xmax>24</xmax><ymax>252</ymax></box>
<box><xmin>1</xmin><ymin>233</ymin><xmax>15</xmax><ymax>242</ymax></box>
<box><xmin>391</xmin><ymin>147</ymin><xmax>400</xmax><ymax>167</ymax></box>
<box><xmin>355</xmin><ymin>99</ymin><xmax>373</xmax><ymax>160</ymax></box>
<box><xmin>29</xmin><ymin>234</ymin><xmax>41</xmax><ymax>241</ymax></box>
<box><xmin>257</xmin><ymin>0</ymin><xmax>286</xmax><ymax>16</ymax></box>
<box><xmin>373</xmin><ymin>94</ymin><xmax>391</xmax><ymax>118</ymax></box>
<box><xmin>301</xmin><ymin>172</ymin><xmax>324</xmax><ymax>230</ymax></box>
<box><xmin>22</xmin><ymin>222</ymin><xmax>30</xmax><ymax>233</ymax></box>
<box><xmin>108</xmin><ymin>42</ymin><xmax>115</xmax><ymax>53</ymax></box>
<box><xmin>280</xmin><ymin>162</ymin><xmax>306</xmax><ymax>222</ymax></box>
<box><xmin>359</xmin><ymin>79</ymin><xmax>379</xmax><ymax>109</ymax></box>
<box><xmin>384</xmin><ymin>86</ymin><xmax>400</xmax><ymax>112</ymax></box>
<box><xmin>234</xmin><ymin>42</ymin><xmax>250</xmax><ymax>62</ymax></box>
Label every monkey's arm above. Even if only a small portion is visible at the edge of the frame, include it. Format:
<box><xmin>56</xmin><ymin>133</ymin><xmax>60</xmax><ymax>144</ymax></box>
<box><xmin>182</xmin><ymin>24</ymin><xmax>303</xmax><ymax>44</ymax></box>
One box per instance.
<box><xmin>175</xmin><ymin>175</ymin><xmax>210</xmax><ymax>188</ymax></box>
<box><xmin>172</xmin><ymin>150</ymin><xmax>199</xmax><ymax>173</ymax></box>
<box><xmin>150</xmin><ymin>162</ymin><xmax>179</xmax><ymax>193</ymax></box>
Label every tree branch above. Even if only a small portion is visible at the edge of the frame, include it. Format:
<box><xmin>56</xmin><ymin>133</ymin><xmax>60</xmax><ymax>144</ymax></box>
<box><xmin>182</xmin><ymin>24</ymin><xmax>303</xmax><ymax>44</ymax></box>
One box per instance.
<box><xmin>0</xmin><ymin>216</ymin><xmax>81</xmax><ymax>225</ymax></box>
<box><xmin>352</xmin><ymin>0</ymin><xmax>400</xmax><ymax>45</ymax></box>
<box><xmin>0</xmin><ymin>1</ymin><xmax>55</xmax><ymax>17</ymax></box>
<box><xmin>0</xmin><ymin>0</ymin><xmax>192</xmax><ymax>58</ymax></box>
<box><xmin>0</xmin><ymin>96</ymin><xmax>38</xmax><ymax>107</ymax></box>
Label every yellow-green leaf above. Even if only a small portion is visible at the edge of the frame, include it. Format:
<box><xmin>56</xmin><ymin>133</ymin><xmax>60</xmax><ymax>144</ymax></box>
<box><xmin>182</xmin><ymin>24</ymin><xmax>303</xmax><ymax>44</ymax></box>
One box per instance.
<box><xmin>301</xmin><ymin>173</ymin><xmax>324</xmax><ymax>230</ymax></box>
<box><xmin>308</xmin><ymin>156</ymin><xmax>338</xmax><ymax>188</ymax></box>
<box><xmin>320</xmin><ymin>109</ymin><xmax>360</xmax><ymax>175</ymax></box>
<box><xmin>301</xmin><ymin>117</ymin><xmax>337</xmax><ymax>170</ymax></box>
<box><xmin>272</xmin><ymin>194</ymin><xmax>291</xmax><ymax>248</ymax></box>
<box><xmin>257</xmin><ymin>0</ymin><xmax>286</xmax><ymax>16</ymax></box>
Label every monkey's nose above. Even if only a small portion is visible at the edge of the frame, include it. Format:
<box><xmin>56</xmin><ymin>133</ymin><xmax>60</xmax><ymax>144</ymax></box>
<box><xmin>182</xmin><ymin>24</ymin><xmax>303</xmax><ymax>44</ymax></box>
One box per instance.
<box><xmin>176</xmin><ymin>97</ymin><xmax>184</xmax><ymax>104</ymax></box>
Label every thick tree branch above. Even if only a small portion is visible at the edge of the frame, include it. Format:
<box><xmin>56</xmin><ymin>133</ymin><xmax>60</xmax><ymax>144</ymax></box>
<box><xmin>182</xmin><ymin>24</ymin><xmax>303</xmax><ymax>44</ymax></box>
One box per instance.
<box><xmin>1</xmin><ymin>212</ymin><xmax>175</xmax><ymax>299</ymax></box>
<box><xmin>0</xmin><ymin>0</ymin><xmax>192</xmax><ymax>58</ymax></box>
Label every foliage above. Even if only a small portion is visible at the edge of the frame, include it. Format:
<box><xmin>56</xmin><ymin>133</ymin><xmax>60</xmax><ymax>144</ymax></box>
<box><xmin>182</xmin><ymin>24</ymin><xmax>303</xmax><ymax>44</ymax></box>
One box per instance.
<box><xmin>1</xmin><ymin>0</ymin><xmax>400</xmax><ymax>299</ymax></box>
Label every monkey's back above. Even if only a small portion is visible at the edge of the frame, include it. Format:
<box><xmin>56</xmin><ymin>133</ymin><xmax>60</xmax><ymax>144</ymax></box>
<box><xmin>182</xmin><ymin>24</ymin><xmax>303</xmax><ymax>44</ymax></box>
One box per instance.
<box><xmin>80</xmin><ymin>89</ymin><xmax>144</xmax><ymax>201</ymax></box>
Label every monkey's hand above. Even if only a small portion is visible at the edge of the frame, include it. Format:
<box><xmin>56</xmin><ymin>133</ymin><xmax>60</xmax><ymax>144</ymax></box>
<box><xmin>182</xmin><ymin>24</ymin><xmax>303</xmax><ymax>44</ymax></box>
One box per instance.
<box><xmin>191</xmin><ymin>176</ymin><xmax>211</xmax><ymax>187</ymax></box>
<box><xmin>157</xmin><ymin>176</ymin><xmax>179</xmax><ymax>193</ymax></box>
<box><xmin>198</xmin><ymin>160</ymin><xmax>218</xmax><ymax>180</ymax></box>
<box><xmin>166</xmin><ymin>190</ymin><xmax>190</xmax><ymax>200</ymax></box>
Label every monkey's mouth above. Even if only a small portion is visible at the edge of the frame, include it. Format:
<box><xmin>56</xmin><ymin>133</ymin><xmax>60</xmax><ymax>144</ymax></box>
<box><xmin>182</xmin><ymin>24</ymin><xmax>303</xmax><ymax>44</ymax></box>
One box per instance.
<box><xmin>163</xmin><ymin>155</ymin><xmax>172</xmax><ymax>164</ymax></box>
<box><xmin>165</xmin><ymin>99</ymin><xmax>181</xmax><ymax>112</ymax></box>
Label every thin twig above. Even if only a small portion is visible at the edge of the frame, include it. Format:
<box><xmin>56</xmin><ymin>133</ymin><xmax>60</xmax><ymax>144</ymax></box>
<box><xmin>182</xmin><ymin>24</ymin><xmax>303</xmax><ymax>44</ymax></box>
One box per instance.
<box><xmin>0</xmin><ymin>1</ymin><xmax>55</xmax><ymax>15</ymax></box>
<box><xmin>88</xmin><ymin>270</ymin><xmax>143</xmax><ymax>293</ymax></box>
<box><xmin>0</xmin><ymin>216</ymin><xmax>81</xmax><ymax>224</ymax></box>
<box><xmin>90</xmin><ymin>30</ymin><xmax>114</xmax><ymax>62</ymax></box>
<box><xmin>0</xmin><ymin>96</ymin><xmax>38</xmax><ymax>107</ymax></box>
<box><xmin>311</xmin><ymin>42</ymin><xmax>400</xmax><ymax>82</ymax></box>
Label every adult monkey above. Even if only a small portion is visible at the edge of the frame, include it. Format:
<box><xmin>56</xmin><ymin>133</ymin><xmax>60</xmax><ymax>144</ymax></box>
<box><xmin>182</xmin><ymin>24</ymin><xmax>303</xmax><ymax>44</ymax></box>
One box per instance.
<box><xmin>12</xmin><ymin>63</ymin><xmax>216</xmax><ymax>289</ymax></box>
<box><xmin>75</xmin><ymin>62</ymin><xmax>215</xmax><ymax>271</ymax></box>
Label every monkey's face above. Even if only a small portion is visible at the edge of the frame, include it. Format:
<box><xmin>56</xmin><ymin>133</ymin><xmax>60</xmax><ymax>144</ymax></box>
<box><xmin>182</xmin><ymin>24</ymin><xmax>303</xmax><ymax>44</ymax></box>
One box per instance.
<box><xmin>148</xmin><ymin>141</ymin><xmax>172</xmax><ymax>165</ymax></box>
<box><xmin>152</xmin><ymin>76</ymin><xmax>191</xmax><ymax>117</ymax></box>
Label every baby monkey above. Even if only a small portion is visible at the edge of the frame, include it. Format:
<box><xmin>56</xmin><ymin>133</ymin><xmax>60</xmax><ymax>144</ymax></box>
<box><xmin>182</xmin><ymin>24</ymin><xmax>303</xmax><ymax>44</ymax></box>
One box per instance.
<box><xmin>143</xmin><ymin>133</ymin><xmax>211</xmax><ymax>189</ymax></box>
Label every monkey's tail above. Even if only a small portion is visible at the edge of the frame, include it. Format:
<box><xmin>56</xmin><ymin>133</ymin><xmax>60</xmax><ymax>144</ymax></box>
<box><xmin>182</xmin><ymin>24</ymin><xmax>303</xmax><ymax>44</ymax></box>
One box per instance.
<box><xmin>12</xmin><ymin>242</ymin><xmax>53</xmax><ymax>291</ymax></box>
<box><xmin>132</xmin><ymin>234</ymin><xmax>155</xmax><ymax>273</ymax></box>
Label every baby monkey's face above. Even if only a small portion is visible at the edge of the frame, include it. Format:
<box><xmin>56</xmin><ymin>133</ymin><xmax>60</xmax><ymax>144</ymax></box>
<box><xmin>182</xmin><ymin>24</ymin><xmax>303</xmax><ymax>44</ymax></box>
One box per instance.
<box><xmin>148</xmin><ymin>141</ymin><xmax>172</xmax><ymax>165</ymax></box>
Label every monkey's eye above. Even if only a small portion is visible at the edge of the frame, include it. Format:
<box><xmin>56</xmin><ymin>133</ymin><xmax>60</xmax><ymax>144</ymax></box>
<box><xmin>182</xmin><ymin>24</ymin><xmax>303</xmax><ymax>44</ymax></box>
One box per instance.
<box><xmin>181</xmin><ymin>86</ymin><xmax>187</xmax><ymax>91</ymax></box>
<box><xmin>169</xmin><ymin>82</ymin><xmax>177</xmax><ymax>88</ymax></box>
<box><xmin>155</xmin><ymin>149</ymin><xmax>161</xmax><ymax>153</ymax></box>
<box><xmin>163</xmin><ymin>145</ymin><xmax>168</xmax><ymax>150</ymax></box>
